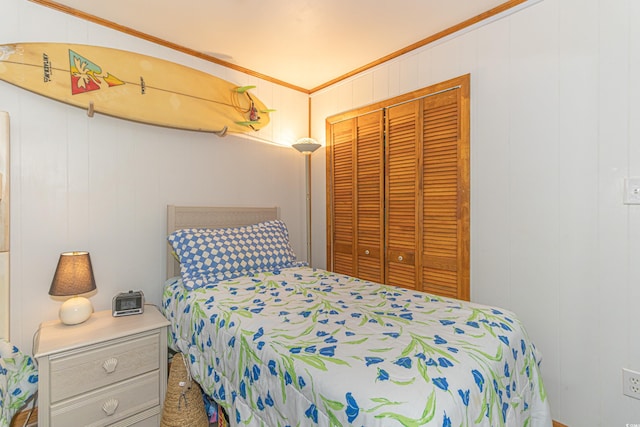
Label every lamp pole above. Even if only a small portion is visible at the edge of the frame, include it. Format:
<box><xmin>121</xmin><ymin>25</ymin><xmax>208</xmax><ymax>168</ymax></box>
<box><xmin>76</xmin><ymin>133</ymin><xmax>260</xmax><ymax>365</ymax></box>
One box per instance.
<box><xmin>292</xmin><ymin>138</ymin><xmax>321</xmax><ymax>266</ymax></box>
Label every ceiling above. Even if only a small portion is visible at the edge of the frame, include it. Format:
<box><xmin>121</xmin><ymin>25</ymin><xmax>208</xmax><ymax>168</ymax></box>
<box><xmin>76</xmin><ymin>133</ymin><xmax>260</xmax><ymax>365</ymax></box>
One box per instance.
<box><xmin>44</xmin><ymin>0</ymin><xmax>510</xmax><ymax>91</ymax></box>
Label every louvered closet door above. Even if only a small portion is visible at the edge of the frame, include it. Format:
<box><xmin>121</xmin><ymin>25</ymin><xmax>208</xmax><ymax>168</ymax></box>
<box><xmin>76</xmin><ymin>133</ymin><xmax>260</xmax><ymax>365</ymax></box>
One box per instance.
<box><xmin>329</xmin><ymin>75</ymin><xmax>469</xmax><ymax>299</ymax></box>
<box><xmin>385</xmin><ymin>100</ymin><xmax>421</xmax><ymax>290</ymax></box>
<box><xmin>330</xmin><ymin>119</ymin><xmax>356</xmax><ymax>276</ymax></box>
<box><xmin>422</xmin><ymin>90</ymin><xmax>465</xmax><ymax>298</ymax></box>
<box><xmin>355</xmin><ymin>111</ymin><xmax>384</xmax><ymax>282</ymax></box>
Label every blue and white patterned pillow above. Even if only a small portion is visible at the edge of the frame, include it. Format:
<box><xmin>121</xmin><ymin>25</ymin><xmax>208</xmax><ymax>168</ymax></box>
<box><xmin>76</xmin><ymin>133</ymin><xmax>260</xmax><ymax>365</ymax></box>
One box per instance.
<box><xmin>168</xmin><ymin>220</ymin><xmax>297</xmax><ymax>290</ymax></box>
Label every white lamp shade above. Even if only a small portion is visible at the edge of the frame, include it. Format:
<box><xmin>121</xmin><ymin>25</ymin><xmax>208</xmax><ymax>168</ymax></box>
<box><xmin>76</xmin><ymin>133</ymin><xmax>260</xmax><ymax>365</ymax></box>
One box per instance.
<box><xmin>292</xmin><ymin>138</ymin><xmax>321</xmax><ymax>154</ymax></box>
<box><xmin>59</xmin><ymin>296</ymin><xmax>93</xmax><ymax>325</ymax></box>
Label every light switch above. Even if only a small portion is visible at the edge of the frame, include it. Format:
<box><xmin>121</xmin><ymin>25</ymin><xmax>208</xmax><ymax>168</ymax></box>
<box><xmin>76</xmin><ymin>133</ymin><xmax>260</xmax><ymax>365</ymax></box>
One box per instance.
<box><xmin>624</xmin><ymin>177</ymin><xmax>640</xmax><ymax>205</ymax></box>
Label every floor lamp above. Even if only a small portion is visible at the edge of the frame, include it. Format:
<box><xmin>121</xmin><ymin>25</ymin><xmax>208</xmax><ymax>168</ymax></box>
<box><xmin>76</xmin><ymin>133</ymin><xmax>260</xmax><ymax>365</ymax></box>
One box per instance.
<box><xmin>293</xmin><ymin>138</ymin><xmax>321</xmax><ymax>266</ymax></box>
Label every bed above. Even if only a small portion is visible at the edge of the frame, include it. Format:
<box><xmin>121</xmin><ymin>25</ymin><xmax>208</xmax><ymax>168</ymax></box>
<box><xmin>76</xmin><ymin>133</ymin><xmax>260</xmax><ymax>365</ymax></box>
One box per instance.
<box><xmin>162</xmin><ymin>206</ymin><xmax>552</xmax><ymax>427</ymax></box>
<box><xmin>0</xmin><ymin>339</ymin><xmax>38</xmax><ymax>427</ymax></box>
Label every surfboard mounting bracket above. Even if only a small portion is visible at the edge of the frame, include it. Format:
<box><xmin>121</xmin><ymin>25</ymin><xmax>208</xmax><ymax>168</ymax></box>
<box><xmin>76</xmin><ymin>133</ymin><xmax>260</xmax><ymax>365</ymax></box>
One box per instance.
<box><xmin>87</xmin><ymin>101</ymin><xmax>95</xmax><ymax>118</ymax></box>
<box><xmin>213</xmin><ymin>126</ymin><xmax>228</xmax><ymax>137</ymax></box>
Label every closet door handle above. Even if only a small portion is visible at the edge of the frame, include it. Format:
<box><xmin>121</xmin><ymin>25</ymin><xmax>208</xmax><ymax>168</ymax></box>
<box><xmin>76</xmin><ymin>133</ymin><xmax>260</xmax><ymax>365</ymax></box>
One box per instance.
<box><xmin>364</xmin><ymin>249</ymin><xmax>370</xmax><ymax>255</ymax></box>
<box><xmin>397</xmin><ymin>255</ymin><xmax>403</xmax><ymax>262</ymax></box>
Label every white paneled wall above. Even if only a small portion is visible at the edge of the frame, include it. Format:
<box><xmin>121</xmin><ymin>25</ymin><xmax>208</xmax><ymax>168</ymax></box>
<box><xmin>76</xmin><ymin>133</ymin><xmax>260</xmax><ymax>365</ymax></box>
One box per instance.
<box><xmin>3</xmin><ymin>0</ymin><xmax>640</xmax><ymax>424</ymax></box>
<box><xmin>1</xmin><ymin>0</ymin><xmax>309</xmax><ymax>355</ymax></box>
<box><xmin>310</xmin><ymin>0</ymin><xmax>640</xmax><ymax>425</ymax></box>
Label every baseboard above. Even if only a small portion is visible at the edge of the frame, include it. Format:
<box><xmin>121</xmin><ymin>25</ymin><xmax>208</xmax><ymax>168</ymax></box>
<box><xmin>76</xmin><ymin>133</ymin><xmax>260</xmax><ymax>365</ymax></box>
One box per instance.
<box><xmin>9</xmin><ymin>407</ymin><xmax>37</xmax><ymax>427</ymax></box>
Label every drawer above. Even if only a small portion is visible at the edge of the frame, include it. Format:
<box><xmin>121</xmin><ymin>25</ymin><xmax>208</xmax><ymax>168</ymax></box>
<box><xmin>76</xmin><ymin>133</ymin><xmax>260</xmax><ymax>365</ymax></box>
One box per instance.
<box><xmin>87</xmin><ymin>406</ymin><xmax>160</xmax><ymax>427</ymax></box>
<box><xmin>50</xmin><ymin>332</ymin><xmax>160</xmax><ymax>402</ymax></box>
<box><xmin>127</xmin><ymin>412</ymin><xmax>160</xmax><ymax>427</ymax></box>
<box><xmin>50</xmin><ymin>370</ymin><xmax>160</xmax><ymax>427</ymax></box>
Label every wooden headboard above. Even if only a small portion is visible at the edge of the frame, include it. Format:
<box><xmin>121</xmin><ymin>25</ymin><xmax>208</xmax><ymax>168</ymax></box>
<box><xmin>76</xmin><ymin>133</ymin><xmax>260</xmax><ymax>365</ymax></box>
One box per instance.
<box><xmin>166</xmin><ymin>205</ymin><xmax>280</xmax><ymax>279</ymax></box>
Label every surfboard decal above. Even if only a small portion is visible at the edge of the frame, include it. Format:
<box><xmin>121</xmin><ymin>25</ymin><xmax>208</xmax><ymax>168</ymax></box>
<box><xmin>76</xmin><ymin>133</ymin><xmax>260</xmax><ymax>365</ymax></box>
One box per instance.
<box><xmin>0</xmin><ymin>45</ymin><xmax>16</xmax><ymax>62</ymax></box>
<box><xmin>69</xmin><ymin>49</ymin><xmax>124</xmax><ymax>95</ymax></box>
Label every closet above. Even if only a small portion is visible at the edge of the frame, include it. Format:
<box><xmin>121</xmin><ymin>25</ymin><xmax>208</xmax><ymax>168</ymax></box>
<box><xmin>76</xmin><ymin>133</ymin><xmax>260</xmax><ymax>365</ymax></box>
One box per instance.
<box><xmin>326</xmin><ymin>75</ymin><xmax>469</xmax><ymax>300</ymax></box>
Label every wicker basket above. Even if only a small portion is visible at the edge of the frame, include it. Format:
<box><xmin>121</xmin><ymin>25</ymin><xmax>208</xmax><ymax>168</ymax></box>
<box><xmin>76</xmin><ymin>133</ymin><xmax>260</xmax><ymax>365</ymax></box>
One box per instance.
<box><xmin>160</xmin><ymin>353</ymin><xmax>209</xmax><ymax>427</ymax></box>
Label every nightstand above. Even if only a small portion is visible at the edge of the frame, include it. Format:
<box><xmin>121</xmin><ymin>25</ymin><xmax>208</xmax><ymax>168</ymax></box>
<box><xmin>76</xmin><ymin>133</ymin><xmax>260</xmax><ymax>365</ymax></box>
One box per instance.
<box><xmin>34</xmin><ymin>306</ymin><xmax>170</xmax><ymax>427</ymax></box>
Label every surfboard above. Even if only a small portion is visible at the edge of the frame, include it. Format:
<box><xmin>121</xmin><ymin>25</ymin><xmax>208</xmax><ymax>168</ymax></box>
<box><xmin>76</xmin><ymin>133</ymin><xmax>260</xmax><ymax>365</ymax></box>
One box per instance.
<box><xmin>0</xmin><ymin>42</ymin><xmax>271</xmax><ymax>135</ymax></box>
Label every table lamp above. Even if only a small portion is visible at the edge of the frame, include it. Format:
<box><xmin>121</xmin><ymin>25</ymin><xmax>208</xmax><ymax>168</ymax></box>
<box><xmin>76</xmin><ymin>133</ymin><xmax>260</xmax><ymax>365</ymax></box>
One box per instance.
<box><xmin>49</xmin><ymin>251</ymin><xmax>97</xmax><ymax>325</ymax></box>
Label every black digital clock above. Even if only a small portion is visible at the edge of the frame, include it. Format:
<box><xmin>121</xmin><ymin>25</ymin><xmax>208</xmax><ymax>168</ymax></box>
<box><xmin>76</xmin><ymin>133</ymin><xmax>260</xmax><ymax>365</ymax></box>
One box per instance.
<box><xmin>112</xmin><ymin>290</ymin><xmax>145</xmax><ymax>317</ymax></box>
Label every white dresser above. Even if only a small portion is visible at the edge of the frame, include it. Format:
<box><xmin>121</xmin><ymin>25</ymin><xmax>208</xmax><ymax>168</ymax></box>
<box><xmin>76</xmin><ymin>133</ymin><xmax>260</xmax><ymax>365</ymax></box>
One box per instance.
<box><xmin>34</xmin><ymin>307</ymin><xmax>170</xmax><ymax>427</ymax></box>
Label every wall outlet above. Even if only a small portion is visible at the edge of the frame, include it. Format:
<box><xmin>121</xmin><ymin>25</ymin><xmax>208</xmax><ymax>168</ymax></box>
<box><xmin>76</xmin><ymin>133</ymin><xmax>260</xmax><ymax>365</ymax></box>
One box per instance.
<box><xmin>624</xmin><ymin>177</ymin><xmax>640</xmax><ymax>204</ymax></box>
<box><xmin>623</xmin><ymin>368</ymin><xmax>640</xmax><ymax>399</ymax></box>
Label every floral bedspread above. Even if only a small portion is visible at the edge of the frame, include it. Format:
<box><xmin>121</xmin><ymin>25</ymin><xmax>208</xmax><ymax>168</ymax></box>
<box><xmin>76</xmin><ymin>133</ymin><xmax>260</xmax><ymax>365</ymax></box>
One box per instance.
<box><xmin>0</xmin><ymin>339</ymin><xmax>38</xmax><ymax>427</ymax></box>
<box><xmin>162</xmin><ymin>266</ymin><xmax>551</xmax><ymax>427</ymax></box>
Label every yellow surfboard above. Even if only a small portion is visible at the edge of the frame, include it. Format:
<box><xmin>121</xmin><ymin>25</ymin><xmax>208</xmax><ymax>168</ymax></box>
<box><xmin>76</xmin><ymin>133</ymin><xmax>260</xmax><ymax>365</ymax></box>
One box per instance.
<box><xmin>0</xmin><ymin>42</ymin><xmax>271</xmax><ymax>134</ymax></box>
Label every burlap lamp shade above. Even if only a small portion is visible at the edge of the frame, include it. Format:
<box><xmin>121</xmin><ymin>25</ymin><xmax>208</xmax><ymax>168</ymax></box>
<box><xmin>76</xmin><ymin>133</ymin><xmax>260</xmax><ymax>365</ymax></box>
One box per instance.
<box><xmin>161</xmin><ymin>353</ymin><xmax>209</xmax><ymax>427</ymax></box>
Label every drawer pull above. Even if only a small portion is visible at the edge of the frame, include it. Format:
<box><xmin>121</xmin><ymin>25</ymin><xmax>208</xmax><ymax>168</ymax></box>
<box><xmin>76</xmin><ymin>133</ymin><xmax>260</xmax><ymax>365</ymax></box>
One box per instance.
<box><xmin>102</xmin><ymin>357</ymin><xmax>118</xmax><ymax>374</ymax></box>
<box><xmin>397</xmin><ymin>255</ymin><xmax>403</xmax><ymax>261</ymax></box>
<box><xmin>102</xmin><ymin>398</ymin><xmax>119</xmax><ymax>416</ymax></box>
<box><xmin>364</xmin><ymin>250</ymin><xmax>370</xmax><ymax>255</ymax></box>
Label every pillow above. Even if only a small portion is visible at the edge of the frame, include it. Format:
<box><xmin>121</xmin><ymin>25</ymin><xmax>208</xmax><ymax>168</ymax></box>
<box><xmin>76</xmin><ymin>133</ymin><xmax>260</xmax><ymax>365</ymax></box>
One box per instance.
<box><xmin>168</xmin><ymin>220</ymin><xmax>297</xmax><ymax>289</ymax></box>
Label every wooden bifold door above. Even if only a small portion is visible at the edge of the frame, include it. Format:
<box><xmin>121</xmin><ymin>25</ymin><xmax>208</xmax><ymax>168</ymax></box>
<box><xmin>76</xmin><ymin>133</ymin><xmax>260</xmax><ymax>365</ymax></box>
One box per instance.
<box><xmin>329</xmin><ymin>110</ymin><xmax>385</xmax><ymax>283</ymax></box>
<box><xmin>327</xmin><ymin>75</ymin><xmax>469</xmax><ymax>300</ymax></box>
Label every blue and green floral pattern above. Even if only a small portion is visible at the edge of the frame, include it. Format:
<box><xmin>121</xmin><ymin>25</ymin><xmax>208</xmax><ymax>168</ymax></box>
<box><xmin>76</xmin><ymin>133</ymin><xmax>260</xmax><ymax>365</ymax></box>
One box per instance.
<box><xmin>163</xmin><ymin>267</ymin><xmax>551</xmax><ymax>427</ymax></box>
<box><xmin>0</xmin><ymin>339</ymin><xmax>38</xmax><ymax>427</ymax></box>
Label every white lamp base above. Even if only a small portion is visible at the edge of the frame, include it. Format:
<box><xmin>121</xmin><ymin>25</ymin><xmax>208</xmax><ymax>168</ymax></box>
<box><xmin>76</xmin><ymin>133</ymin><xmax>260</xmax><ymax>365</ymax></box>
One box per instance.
<box><xmin>59</xmin><ymin>296</ymin><xmax>93</xmax><ymax>325</ymax></box>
